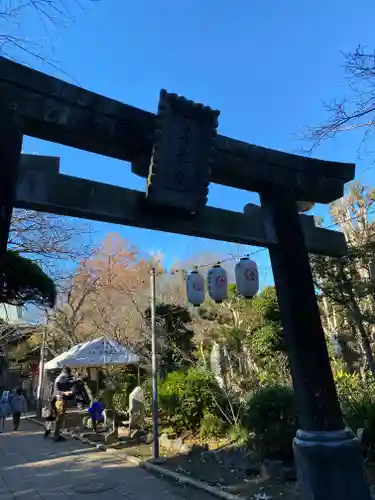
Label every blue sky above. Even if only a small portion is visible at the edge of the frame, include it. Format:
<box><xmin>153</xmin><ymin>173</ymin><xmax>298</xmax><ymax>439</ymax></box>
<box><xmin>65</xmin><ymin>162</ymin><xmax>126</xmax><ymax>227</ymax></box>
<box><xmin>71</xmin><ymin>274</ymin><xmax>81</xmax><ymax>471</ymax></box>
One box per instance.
<box><xmin>8</xmin><ymin>0</ymin><xmax>375</xmax><ymax>288</ymax></box>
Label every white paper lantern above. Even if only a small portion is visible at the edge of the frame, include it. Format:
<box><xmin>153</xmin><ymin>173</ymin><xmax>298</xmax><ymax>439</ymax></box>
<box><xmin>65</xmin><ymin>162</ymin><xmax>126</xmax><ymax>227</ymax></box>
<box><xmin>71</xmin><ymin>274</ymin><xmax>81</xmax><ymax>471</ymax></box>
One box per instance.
<box><xmin>186</xmin><ymin>269</ymin><xmax>205</xmax><ymax>306</ymax></box>
<box><xmin>208</xmin><ymin>264</ymin><xmax>228</xmax><ymax>303</ymax></box>
<box><xmin>235</xmin><ymin>257</ymin><xmax>259</xmax><ymax>299</ymax></box>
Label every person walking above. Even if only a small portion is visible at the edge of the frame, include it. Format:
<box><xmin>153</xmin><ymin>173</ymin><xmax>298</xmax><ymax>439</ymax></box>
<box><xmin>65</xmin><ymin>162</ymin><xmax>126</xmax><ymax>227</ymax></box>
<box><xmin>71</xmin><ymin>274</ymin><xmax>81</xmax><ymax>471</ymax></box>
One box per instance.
<box><xmin>0</xmin><ymin>391</ymin><xmax>10</xmax><ymax>432</ymax></box>
<box><xmin>53</xmin><ymin>367</ymin><xmax>74</xmax><ymax>442</ymax></box>
<box><xmin>73</xmin><ymin>376</ymin><xmax>88</xmax><ymax>410</ymax></box>
<box><xmin>10</xmin><ymin>388</ymin><xmax>26</xmax><ymax>430</ymax></box>
<box><xmin>42</xmin><ymin>395</ymin><xmax>56</xmax><ymax>438</ymax></box>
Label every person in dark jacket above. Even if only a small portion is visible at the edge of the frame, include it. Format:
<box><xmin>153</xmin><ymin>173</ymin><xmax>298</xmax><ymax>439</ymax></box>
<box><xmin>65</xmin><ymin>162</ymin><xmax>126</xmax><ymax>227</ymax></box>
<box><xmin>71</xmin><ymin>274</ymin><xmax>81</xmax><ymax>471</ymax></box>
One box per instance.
<box><xmin>73</xmin><ymin>377</ymin><xmax>88</xmax><ymax>409</ymax></box>
<box><xmin>10</xmin><ymin>388</ymin><xmax>26</xmax><ymax>430</ymax></box>
<box><xmin>53</xmin><ymin>367</ymin><xmax>74</xmax><ymax>442</ymax></box>
<box><xmin>43</xmin><ymin>395</ymin><xmax>57</xmax><ymax>438</ymax></box>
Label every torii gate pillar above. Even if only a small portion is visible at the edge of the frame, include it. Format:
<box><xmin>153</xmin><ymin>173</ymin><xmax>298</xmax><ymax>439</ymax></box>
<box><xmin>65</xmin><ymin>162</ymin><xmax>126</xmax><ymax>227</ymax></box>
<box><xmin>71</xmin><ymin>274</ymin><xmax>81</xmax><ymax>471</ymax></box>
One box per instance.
<box><xmin>261</xmin><ymin>188</ymin><xmax>370</xmax><ymax>500</ymax></box>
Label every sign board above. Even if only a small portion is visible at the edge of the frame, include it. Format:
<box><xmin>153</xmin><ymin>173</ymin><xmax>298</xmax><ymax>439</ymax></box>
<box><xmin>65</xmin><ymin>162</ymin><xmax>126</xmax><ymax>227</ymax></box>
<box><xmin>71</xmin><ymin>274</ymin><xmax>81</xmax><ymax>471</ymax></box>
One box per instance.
<box><xmin>146</xmin><ymin>89</ymin><xmax>220</xmax><ymax>213</ymax></box>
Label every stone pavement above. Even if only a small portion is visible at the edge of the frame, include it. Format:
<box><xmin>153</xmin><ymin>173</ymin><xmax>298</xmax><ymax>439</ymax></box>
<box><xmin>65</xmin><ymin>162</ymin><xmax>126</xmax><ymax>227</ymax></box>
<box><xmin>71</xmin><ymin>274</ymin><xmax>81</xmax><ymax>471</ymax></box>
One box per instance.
<box><xmin>0</xmin><ymin>419</ymin><xmax>215</xmax><ymax>500</ymax></box>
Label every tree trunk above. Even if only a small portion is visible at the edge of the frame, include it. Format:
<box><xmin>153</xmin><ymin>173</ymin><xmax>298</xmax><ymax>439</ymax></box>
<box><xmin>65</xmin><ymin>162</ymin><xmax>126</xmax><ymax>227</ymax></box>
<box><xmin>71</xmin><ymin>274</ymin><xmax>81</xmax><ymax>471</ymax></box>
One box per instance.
<box><xmin>349</xmin><ymin>299</ymin><xmax>375</xmax><ymax>379</ymax></box>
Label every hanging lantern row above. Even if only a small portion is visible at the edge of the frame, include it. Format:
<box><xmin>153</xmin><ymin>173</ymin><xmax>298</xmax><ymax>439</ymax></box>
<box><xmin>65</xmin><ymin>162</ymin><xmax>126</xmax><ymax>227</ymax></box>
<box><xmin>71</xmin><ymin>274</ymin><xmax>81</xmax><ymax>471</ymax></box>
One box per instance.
<box><xmin>186</xmin><ymin>257</ymin><xmax>259</xmax><ymax>306</ymax></box>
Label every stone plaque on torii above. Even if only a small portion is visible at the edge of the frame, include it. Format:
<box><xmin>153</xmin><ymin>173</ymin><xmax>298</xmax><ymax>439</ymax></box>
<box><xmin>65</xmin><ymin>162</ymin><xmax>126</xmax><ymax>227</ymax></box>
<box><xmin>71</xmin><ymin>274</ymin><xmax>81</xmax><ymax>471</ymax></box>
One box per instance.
<box><xmin>0</xmin><ymin>56</ymin><xmax>370</xmax><ymax>500</ymax></box>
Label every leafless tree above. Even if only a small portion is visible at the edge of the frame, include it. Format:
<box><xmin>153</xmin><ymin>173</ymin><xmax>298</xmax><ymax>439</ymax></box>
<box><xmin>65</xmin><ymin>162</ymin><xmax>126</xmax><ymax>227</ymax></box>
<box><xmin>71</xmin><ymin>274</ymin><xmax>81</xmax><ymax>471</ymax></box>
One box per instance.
<box><xmin>0</xmin><ymin>0</ymin><xmax>97</xmax><ymax>68</ymax></box>
<box><xmin>9</xmin><ymin>208</ymin><xmax>95</xmax><ymax>286</ymax></box>
<box><xmin>50</xmin><ymin>266</ymin><xmax>100</xmax><ymax>349</ymax></box>
<box><xmin>305</xmin><ymin>46</ymin><xmax>375</xmax><ymax>158</ymax></box>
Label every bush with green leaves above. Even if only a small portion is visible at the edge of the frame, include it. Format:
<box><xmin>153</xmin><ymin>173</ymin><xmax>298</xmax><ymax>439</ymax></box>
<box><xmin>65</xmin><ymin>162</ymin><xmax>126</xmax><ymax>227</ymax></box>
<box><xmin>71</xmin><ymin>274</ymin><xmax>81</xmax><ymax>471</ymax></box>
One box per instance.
<box><xmin>1</xmin><ymin>250</ymin><xmax>56</xmax><ymax>307</ymax></box>
<box><xmin>199</xmin><ymin>411</ymin><xmax>228</xmax><ymax>439</ymax></box>
<box><xmin>335</xmin><ymin>368</ymin><xmax>375</xmax><ymax>452</ymax></box>
<box><xmin>244</xmin><ymin>385</ymin><xmax>297</xmax><ymax>461</ymax></box>
<box><xmin>111</xmin><ymin>373</ymin><xmax>138</xmax><ymax>413</ymax></box>
<box><xmin>158</xmin><ymin>368</ymin><xmax>226</xmax><ymax>434</ymax></box>
<box><xmin>99</xmin><ymin>366</ymin><xmax>140</xmax><ymax>413</ymax></box>
<box><xmin>251</xmin><ymin>323</ymin><xmax>285</xmax><ymax>359</ymax></box>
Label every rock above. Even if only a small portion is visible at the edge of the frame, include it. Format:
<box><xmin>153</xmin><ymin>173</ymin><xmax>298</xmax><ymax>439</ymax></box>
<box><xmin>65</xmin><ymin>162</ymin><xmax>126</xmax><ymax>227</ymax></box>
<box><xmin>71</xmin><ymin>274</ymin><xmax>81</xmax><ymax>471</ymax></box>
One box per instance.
<box><xmin>96</xmin><ymin>444</ymin><xmax>106</xmax><ymax>451</ymax></box>
<box><xmin>130</xmin><ymin>429</ymin><xmax>141</xmax><ymax>440</ymax></box>
<box><xmin>172</xmin><ymin>437</ymin><xmax>184</xmax><ymax>451</ymax></box>
<box><xmin>261</xmin><ymin>460</ymin><xmax>284</xmax><ymax>480</ymax></box>
<box><xmin>143</xmin><ymin>432</ymin><xmax>154</xmax><ymax>444</ymax></box>
<box><xmin>180</xmin><ymin>443</ymin><xmax>193</xmax><ymax>454</ymax></box>
<box><xmin>159</xmin><ymin>433</ymin><xmax>183</xmax><ymax>451</ymax></box>
<box><xmin>160</xmin><ymin>433</ymin><xmax>170</xmax><ymax>448</ymax></box>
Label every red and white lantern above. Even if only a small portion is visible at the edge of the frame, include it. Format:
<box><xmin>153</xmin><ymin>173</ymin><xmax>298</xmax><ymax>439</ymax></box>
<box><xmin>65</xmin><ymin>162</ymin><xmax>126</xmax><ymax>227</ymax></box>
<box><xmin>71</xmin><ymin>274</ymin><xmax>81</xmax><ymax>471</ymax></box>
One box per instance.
<box><xmin>235</xmin><ymin>257</ymin><xmax>259</xmax><ymax>299</ymax></box>
<box><xmin>208</xmin><ymin>263</ymin><xmax>228</xmax><ymax>303</ymax></box>
<box><xmin>186</xmin><ymin>269</ymin><xmax>205</xmax><ymax>307</ymax></box>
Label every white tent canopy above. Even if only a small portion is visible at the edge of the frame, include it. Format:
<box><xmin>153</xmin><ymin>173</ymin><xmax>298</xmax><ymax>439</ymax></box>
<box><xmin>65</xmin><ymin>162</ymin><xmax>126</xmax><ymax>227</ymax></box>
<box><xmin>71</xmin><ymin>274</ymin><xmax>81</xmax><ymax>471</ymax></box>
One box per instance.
<box><xmin>44</xmin><ymin>337</ymin><xmax>139</xmax><ymax>370</ymax></box>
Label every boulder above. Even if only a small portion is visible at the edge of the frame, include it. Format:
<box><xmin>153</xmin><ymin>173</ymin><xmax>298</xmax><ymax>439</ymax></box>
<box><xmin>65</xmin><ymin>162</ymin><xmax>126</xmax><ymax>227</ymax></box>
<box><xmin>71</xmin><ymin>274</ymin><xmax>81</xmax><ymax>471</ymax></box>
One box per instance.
<box><xmin>142</xmin><ymin>432</ymin><xmax>154</xmax><ymax>444</ymax></box>
<box><xmin>172</xmin><ymin>437</ymin><xmax>184</xmax><ymax>451</ymax></box>
<box><xmin>159</xmin><ymin>433</ymin><xmax>183</xmax><ymax>451</ymax></box>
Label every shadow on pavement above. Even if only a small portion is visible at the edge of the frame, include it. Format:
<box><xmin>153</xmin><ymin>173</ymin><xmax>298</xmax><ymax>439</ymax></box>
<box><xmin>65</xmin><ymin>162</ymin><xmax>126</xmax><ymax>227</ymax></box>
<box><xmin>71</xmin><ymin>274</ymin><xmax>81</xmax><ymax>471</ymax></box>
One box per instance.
<box><xmin>0</xmin><ymin>420</ymin><xmax>217</xmax><ymax>500</ymax></box>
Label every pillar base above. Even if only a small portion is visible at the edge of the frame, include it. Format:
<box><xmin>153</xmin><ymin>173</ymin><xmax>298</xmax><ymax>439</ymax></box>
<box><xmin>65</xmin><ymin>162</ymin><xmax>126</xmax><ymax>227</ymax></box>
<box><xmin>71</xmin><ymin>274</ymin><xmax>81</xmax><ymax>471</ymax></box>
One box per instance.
<box><xmin>294</xmin><ymin>428</ymin><xmax>371</xmax><ymax>500</ymax></box>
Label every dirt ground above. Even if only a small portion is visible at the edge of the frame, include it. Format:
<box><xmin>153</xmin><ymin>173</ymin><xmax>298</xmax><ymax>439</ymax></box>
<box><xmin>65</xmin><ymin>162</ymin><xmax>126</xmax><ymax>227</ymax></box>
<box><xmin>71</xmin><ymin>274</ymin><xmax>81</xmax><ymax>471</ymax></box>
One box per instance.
<box><xmin>62</xmin><ymin>415</ymin><xmax>375</xmax><ymax>500</ymax></box>
<box><xmin>64</xmin><ymin>417</ymin><xmax>300</xmax><ymax>500</ymax></box>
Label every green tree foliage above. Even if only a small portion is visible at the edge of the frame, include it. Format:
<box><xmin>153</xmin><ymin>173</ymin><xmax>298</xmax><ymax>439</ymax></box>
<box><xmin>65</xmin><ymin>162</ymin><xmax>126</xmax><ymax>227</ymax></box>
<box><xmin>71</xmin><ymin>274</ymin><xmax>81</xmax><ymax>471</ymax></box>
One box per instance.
<box><xmin>252</xmin><ymin>285</ymin><xmax>281</xmax><ymax>324</ymax></box>
<box><xmin>144</xmin><ymin>303</ymin><xmax>196</xmax><ymax>376</ymax></box>
<box><xmin>158</xmin><ymin>368</ymin><xmax>227</xmax><ymax>434</ymax></box>
<box><xmin>1</xmin><ymin>250</ymin><xmax>56</xmax><ymax>307</ymax></box>
<box><xmin>311</xmin><ymin>183</ymin><xmax>375</xmax><ymax>378</ymax></box>
<box><xmin>249</xmin><ymin>287</ymin><xmax>286</xmax><ymax>366</ymax></box>
<box><xmin>251</xmin><ymin>323</ymin><xmax>284</xmax><ymax>359</ymax></box>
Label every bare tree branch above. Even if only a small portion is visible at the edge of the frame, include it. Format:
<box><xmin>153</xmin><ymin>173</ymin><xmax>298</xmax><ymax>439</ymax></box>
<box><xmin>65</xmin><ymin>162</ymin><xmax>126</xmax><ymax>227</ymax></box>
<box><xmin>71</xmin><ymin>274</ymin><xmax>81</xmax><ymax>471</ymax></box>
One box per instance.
<box><xmin>304</xmin><ymin>46</ymin><xmax>375</xmax><ymax>158</ymax></box>
<box><xmin>0</xmin><ymin>0</ymin><xmax>98</xmax><ymax>72</ymax></box>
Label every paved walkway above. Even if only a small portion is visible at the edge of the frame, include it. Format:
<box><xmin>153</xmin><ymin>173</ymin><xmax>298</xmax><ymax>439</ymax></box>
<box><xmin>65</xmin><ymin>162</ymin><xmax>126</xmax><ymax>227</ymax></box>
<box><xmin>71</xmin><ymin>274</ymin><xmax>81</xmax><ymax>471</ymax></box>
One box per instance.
<box><xmin>0</xmin><ymin>419</ymin><xmax>214</xmax><ymax>500</ymax></box>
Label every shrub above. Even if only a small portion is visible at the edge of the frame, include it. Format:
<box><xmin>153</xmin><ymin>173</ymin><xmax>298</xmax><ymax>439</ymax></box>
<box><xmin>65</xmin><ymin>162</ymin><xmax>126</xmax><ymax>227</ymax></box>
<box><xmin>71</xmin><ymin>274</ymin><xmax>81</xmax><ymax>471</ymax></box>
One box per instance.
<box><xmin>228</xmin><ymin>424</ymin><xmax>249</xmax><ymax>444</ymax></box>
<box><xmin>113</xmin><ymin>373</ymin><xmax>138</xmax><ymax>413</ymax></box>
<box><xmin>142</xmin><ymin>378</ymin><xmax>153</xmax><ymax>418</ymax></box>
<box><xmin>244</xmin><ymin>385</ymin><xmax>297</xmax><ymax>461</ymax></box>
<box><xmin>158</xmin><ymin>368</ymin><xmax>225</xmax><ymax>434</ymax></box>
<box><xmin>251</xmin><ymin>323</ymin><xmax>285</xmax><ymax>359</ymax></box>
<box><xmin>335</xmin><ymin>369</ymin><xmax>375</xmax><ymax>455</ymax></box>
<box><xmin>199</xmin><ymin>411</ymin><xmax>227</xmax><ymax>439</ymax></box>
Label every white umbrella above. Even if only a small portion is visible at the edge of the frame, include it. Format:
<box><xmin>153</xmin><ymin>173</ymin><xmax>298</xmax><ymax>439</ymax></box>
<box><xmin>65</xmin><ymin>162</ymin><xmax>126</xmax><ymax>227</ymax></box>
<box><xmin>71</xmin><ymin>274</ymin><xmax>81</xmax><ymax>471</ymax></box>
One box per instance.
<box><xmin>44</xmin><ymin>343</ymin><xmax>85</xmax><ymax>370</ymax></box>
<box><xmin>44</xmin><ymin>337</ymin><xmax>139</xmax><ymax>369</ymax></box>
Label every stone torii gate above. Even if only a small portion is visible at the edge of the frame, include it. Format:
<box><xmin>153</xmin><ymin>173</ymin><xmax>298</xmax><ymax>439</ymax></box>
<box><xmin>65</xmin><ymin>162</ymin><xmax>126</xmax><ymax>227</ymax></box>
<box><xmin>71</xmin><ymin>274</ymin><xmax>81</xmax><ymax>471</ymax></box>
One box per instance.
<box><xmin>0</xmin><ymin>56</ymin><xmax>371</xmax><ymax>500</ymax></box>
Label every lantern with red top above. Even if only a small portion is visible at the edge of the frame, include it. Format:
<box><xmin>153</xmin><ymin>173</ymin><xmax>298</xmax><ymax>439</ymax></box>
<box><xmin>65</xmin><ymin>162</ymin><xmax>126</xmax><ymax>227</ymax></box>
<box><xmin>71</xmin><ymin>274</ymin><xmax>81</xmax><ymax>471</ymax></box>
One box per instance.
<box><xmin>235</xmin><ymin>256</ymin><xmax>259</xmax><ymax>299</ymax></box>
<box><xmin>186</xmin><ymin>267</ymin><xmax>205</xmax><ymax>307</ymax></box>
<box><xmin>207</xmin><ymin>263</ymin><xmax>228</xmax><ymax>303</ymax></box>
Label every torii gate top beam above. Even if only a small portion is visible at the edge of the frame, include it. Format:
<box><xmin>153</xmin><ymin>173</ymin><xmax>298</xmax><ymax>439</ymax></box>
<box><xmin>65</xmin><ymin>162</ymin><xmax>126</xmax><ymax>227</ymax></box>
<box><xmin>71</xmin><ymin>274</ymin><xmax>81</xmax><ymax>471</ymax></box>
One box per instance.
<box><xmin>0</xmin><ymin>57</ymin><xmax>354</xmax><ymax>204</ymax></box>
